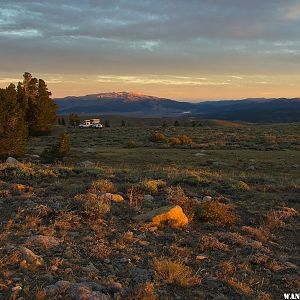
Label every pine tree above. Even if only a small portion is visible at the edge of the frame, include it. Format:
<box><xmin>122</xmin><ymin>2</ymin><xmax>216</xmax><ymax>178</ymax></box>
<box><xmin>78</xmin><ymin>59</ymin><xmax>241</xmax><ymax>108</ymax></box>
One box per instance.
<box><xmin>104</xmin><ymin>120</ymin><xmax>110</xmax><ymax>127</ymax></box>
<box><xmin>41</xmin><ymin>132</ymin><xmax>70</xmax><ymax>163</ymax></box>
<box><xmin>121</xmin><ymin>120</ymin><xmax>126</xmax><ymax>127</ymax></box>
<box><xmin>174</xmin><ymin>120</ymin><xmax>180</xmax><ymax>127</ymax></box>
<box><xmin>69</xmin><ymin>113</ymin><xmax>81</xmax><ymax>127</ymax></box>
<box><xmin>19</xmin><ymin>73</ymin><xmax>57</xmax><ymax>136</ymax></box>
<box><xmin>61</xmin><ymin>117</ymin><xmax>66</xmax><ymax>126</ymax></box>
<box><xmin>28</xmin><ymin>79</ymin><xmax>57</xmax><ymax>135</ymax></box>
<box><xmin>0</xmin><ymin>84</ymin><xmax>28</xmax><ymax>158</ymax></box>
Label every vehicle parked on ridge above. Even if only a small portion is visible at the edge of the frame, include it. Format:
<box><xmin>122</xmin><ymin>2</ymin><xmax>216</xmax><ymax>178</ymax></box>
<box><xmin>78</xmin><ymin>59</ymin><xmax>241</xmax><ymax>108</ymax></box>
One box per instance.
<box><xmin>79</xmin><ymin>119</ymin><xmax>102</xmax><ymax>129</ymax></box>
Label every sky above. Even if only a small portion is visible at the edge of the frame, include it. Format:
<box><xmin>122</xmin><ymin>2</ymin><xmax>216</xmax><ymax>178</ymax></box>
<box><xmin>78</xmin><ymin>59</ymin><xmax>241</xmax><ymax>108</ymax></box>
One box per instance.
<box><xmin>0</xmin><ymin>0</ymin><xmax>299</xmax><ymax>101</ymax></box>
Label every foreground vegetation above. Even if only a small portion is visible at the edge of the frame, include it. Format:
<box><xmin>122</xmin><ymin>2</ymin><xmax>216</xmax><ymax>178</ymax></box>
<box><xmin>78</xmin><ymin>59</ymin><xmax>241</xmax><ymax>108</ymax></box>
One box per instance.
<box><xmin>0</xmin><ymin>123</ymin><xmax>299</xmax><ymax>299</ymax></box>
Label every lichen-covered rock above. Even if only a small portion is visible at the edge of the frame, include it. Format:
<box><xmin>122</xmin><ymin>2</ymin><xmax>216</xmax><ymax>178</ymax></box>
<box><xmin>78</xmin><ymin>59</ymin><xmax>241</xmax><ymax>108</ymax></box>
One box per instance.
<box><xmin>25</xmin><ymin>235</ymin><xmax>62</xmax><ymax>249</ymax></box>
<box><xmin>43</xmin><ymin>280</ymin><xmax>119</xmax><ymax>299</ymax></box>
<box><xmin>134</xmin><ymin>205</ymin><xmax>188</xmax><ymax>227</ymax></box>
<box><xmin>203</xmin><ymin>196</ymin><xmax>212</xmax><ymax>201</ymax></box>
<box><xmin>6</xmin><ymin>157</ymin><xmax>20</xmax><ymax>164</ymax></box>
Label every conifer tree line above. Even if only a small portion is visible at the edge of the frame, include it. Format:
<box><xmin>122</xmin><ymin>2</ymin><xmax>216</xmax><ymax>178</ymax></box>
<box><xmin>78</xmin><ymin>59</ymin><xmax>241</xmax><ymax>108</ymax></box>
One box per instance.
<box><xmin>0</xmin><ymin>72</ymin><xmax>57</xmax><ymax>158</ymax></box>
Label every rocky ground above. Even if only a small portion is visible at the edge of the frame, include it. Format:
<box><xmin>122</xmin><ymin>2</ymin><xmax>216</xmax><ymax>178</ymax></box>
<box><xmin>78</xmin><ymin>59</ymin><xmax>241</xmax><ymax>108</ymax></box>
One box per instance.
<box><xmin>0</xmin><ymin>125</ymin><xmax>299</xmax><ymax>299</ymax></box>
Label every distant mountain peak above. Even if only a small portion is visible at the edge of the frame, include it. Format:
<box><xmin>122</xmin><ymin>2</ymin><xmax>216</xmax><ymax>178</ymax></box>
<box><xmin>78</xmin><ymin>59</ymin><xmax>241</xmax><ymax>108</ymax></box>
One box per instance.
<box><xmin>91</xmin><ymin>91</ymin><xmax>163</xmax><ymax>101</ymax></box>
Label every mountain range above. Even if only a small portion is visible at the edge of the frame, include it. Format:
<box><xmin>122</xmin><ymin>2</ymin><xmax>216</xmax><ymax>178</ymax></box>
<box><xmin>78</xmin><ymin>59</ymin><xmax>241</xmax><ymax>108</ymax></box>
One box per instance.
<box><xmin>55</xmin><ymin>92</ymin><xmax>300</xmax><ymax>123</ymax></box>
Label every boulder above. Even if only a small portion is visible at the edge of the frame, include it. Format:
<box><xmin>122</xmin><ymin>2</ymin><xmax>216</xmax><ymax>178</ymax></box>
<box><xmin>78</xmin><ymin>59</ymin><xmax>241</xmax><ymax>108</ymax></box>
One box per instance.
<box><xmin>6</xmin><ymin>157</ymin><xmax>20</xmax><ymax>164</ymax></box>
<box><xmin>144</xmin><ymin>194</ymin><xmax>154</xmax><ymax>201</ymax></box>
<box><xmin>77</xmin><ymin>160</ymin><xmax>94</xmax><ymax>168</ymax></box>
<box><xmin>247</xmin><ymin>165</ymin><xmax>255</xmax><ymax>171</ymax></box>
<box><xmin>18</xmin><ymin>246</ymin><xmax>44</xmax><ymax>268</ymax></box>
<box><xmin>195</xmin><ymin>152</ymin><xmax>206</xmax><ymax>157</ymax></box>
<box><xmin>104</xmin><ymin>193</ymin><xmax>124</xmax><ymax>202</ymax></box>
<box><xmin>134</xmin><ymin>205</ymin><xmax>188</xmax><ymax>227</ymax></box>
<box><xmin>203</xmin><ymin>196</ymin><xmax>212</xmax><ymax>201</ymax></box>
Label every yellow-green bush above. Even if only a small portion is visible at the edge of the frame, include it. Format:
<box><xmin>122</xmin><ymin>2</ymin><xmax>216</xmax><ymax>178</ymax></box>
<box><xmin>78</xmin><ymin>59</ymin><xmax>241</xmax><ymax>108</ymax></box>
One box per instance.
<box><xmin>149</xmin><ymin>132</ymin><xmax>167</xmax><ymax>143</ymax></box>
<box><xmin>167</xmin><ymin>137</ymin><xmax>181</xmax><ymax>145</ymax></box>
<box><xmin>178</xmin><ymin>134</ymin><xmax>193</xmax><ymax>145</ymax></box>
<box><xmin>199</xmin><ymin>201</ymin><xmax>238</xmax><ymax>226</ymax></box>
<box><xmin>141</xmin><ymin>179</ymin><xmax>166</xmax><ymax>194</ymax></box>
<box><xmin>153</xmin><ymin>258</ymin><xmax>201</xmax><ymax>287</ymax></box>
<box><xmin>90</xmin><ymin>179</ymin><xmax>116</xmax><ymax>193</ymax></box>
<box><xmin>74</xmin><ymin>193</ymin><xmax>111</xmax><ymax>219</ymax></box>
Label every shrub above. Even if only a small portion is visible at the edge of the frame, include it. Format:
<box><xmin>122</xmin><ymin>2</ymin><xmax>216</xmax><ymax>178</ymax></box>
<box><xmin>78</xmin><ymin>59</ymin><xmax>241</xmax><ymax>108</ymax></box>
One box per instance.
<box><xmin>74</xmin><ymin>193</ymin><xmax>111</xmax><ymax>219</ymax></box>
<box><xmin>241</xmin><ymin>226</ymin><xmax>269</xmax><ymax>242</ymax></box>
<box><xmin>198</xmin><ymin>200</ymin><xmax>238</xmax><ymax>226</ymax></box>
<box><xmin>262</xmin><ymin>207</ymin><xmax>298</xmax><ymax>230</ymax></box>
<box><xmin>153</xmin><ymin>259</ymin><xmax>201</xmax><ymax>287</ymax></box>
<box><xmin>178</xmin><ymin>134</ymin><xmax>193</xmax><ymax>145</ymax></box>
<box><xmin>126</xmin><ymin>139</ymin><xmax>138</xmax><ymax>148</ymax></box>
<box><xmin>149</xmin><ymin>132</ymin><xmax>167</xmax><ymax>143</ymax></box>
<box><xmin>127</xmin><ymin>282</ymin><xmax>157</xmax><ymax>300</ymax></box>
<box><xmin>232</xmin><ymin>180</ymin><xmax>250</xmax><ymax>192</ymax></box>
<box><xmin>41</xmin><ymin>132</ymin><xmax>70</xmax><ymax>163</ymax></box>
<box><xmin>90</xmin><ymin>179</ymin><xmax>116</xmax><ymax>193</ymax></box>
<box><xmin>141</xmin><ymin>179</ymin><xmax>166</xmax><ymax>194</ymax></box>
<box><xmin>167</xmin><ymin>137</ymin><xmax>181</xmax><ymax>145</ymax></box>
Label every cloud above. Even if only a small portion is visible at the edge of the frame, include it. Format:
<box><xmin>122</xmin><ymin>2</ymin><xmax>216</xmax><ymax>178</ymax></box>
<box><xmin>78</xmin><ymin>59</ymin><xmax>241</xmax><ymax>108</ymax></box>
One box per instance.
<box><xmin>282</xmin><ymin>3</ymin><xmax>300</xmax><ymax>20</ymax></box>
<box><xmin>0</xmin><ymin>0</ymin><xmax>299</xmax><ymax>99</ymax></box>
<box><xmin>96</xmin><ymin>75</ymin><xmax>230</xmax><ymax>86</ymax></box>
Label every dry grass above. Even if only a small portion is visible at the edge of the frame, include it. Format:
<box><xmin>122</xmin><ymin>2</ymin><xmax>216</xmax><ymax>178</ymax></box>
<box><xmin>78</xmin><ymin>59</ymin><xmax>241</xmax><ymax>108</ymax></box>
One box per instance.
<box><xmin>257</xmin><ymin>292</ymin><xmax>273</xmax><ymax>300</ymax></box>
<box><xmin>153</xmin><ymin>259</ymin><xmax>201</xmax><ymax>287</ymax></box>
<box><xmin>226</xmin><ymin>278</ymin><xmax>252</xmax><ymax>296</ymax></box>
<box><xmin>127</xmin><ymin>282</ymin><xmax>157</xmax><ymax>300</ymax></box>
<box><xmin>218</xmin><ymin>260</ymin><xmax>235</xmax><ymax>277</ymax></box>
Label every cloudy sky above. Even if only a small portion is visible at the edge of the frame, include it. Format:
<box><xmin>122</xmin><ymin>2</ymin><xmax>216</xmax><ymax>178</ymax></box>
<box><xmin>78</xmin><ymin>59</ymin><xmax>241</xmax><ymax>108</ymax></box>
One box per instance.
<box><xmin>0</xmin><ymin>0</ymin><xmax>299</xmax><ymax>100</ymax></box>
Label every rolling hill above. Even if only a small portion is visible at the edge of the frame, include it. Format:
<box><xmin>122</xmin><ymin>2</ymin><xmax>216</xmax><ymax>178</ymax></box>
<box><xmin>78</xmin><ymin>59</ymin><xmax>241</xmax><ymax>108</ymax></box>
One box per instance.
<box><xmin>55</xmin><ymin>92</ymin><xmax>300</xmax><ymax>123</ymax></box>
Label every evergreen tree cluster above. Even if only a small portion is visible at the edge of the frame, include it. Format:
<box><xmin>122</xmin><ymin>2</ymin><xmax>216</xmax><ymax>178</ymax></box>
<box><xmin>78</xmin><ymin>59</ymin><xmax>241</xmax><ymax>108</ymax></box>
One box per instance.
<box><xmin>68</xmin><ymin>113</ymin><xmax>81</xmax><ymax>127</ymax></box>
<box><xmin>58</xmin><ymin>116</ymin><xmax>66</xmax><ymax>126</ymax></box>
<box><xmin>0</xmin><ymin>72</ymin><xmax>57</xmax><ymax>159</ymax></box>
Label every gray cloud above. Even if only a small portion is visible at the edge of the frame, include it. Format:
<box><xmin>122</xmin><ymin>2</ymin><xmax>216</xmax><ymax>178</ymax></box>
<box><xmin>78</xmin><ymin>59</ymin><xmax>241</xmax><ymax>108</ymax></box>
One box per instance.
<box><xmin>0</xmin><ymin>0</ymin><xmax>299</xmax><ymax>98</ymax></box>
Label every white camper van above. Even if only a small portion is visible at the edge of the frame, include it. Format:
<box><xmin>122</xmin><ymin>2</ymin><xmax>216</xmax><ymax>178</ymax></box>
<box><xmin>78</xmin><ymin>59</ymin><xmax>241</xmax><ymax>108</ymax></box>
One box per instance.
<box><xmin>79</xmin><ymin>119</ymin><xmax>102</xmax><ymax>129</ymax></box>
